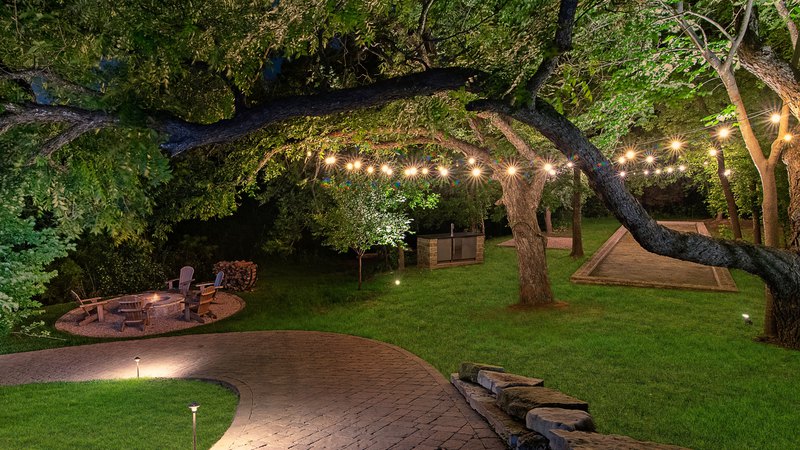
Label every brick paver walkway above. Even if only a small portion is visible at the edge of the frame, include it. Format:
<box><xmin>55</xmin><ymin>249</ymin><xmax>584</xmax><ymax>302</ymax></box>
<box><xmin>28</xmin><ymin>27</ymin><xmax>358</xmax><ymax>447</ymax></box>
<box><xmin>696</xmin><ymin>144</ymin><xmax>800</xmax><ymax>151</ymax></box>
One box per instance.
<box><xmin>0</xmin><ymin>331</ymin><xmax>503</xmax><ymax>450</ymax></box>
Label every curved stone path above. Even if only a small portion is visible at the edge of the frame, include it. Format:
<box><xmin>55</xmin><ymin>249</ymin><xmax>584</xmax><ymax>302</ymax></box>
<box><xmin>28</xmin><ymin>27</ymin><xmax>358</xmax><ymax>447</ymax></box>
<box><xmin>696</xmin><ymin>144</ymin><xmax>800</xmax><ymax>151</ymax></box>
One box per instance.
<box><xmin>0</xmin><ymin>331</ymin><xmax>503</xmax><ymax>450</ymax></box>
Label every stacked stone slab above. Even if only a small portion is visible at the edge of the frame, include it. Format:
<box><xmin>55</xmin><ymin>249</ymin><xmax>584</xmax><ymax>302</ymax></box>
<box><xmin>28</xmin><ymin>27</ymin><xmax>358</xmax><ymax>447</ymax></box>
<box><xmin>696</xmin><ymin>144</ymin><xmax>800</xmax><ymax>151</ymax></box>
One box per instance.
<box><xmin>452</xmin><ymin>362</ymin><xmax>688</xmax><ymax>450</ymax></box>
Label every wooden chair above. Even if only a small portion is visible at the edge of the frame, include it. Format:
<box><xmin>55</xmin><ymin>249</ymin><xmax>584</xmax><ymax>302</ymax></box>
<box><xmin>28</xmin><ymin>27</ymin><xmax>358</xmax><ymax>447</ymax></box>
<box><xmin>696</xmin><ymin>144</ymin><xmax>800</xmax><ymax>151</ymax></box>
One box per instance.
<box><xmin>183</xmin><ymin>287</ymin><xmax>217</xmax><ymax>323</ymax></box>
<box><xmin>196</xmin><ymin>271</ymin><xmax>224</xmax><ymax>292</ymax></box>
<box><xmin>165</xmin><ymin>266</ymin><xmax>195</xmax><ymax>297</ymax></box>
<box><xmin>118</xmin><ymin>295</ymin><xmax>152</xmax><ymax>332</ymax></box>
<box><xmin>70</xmin><ymin>290</ymin><xmax>110</xmax><ymax>326</ymax></box>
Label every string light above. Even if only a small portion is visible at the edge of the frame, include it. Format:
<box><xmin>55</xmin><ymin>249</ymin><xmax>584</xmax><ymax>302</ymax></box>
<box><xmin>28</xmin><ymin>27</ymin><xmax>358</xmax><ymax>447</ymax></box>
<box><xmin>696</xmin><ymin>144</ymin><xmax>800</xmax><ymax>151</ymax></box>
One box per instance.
<box><xmin>625</xmin><ymin>149</ymin><xmax>636</xmax><ymax>160</ymax></box>
<box><xmin>380</xmin><ymin>164</ymin><xmax>390</xmax><ymax>173</ymax></box>
<box><xmin>421</xmin><ymin>167</ymin><xmax>429</xmax><ymax>175</ymax></box>
<box><xmin>346</xmin><ymin>162</ymin><xmax>354</xmax><ymax>170</ymax></box>
<box><xmin>353</xmin><ymin>160</ymin><xmax>362</xmax><ymax>169</ymax></box>
<box><xmin>771</xmin><ymin>113</ymin><xmax>782</xmax><ymax>124</ymax></box>
<box><xmin>666</xmin><ymin>167</ymin><xmax>674</xmax><ymax>173</ymax></box>
<box><xmin>468</xmin><ymin>157</ymin><xmax>476</xmax><ymax>165</ymax></box>
<box><xmin>708</xmin><ymin>148</ymin><xmax>718</xmax><ymax>157</ymax></box>
<box><xmin>670</xmin><ymin>140</ymin><xmax>683</xmax><ymax>151</ymax></box>
<box><xmin>617</xmin><ymin>156</ymin><xmax>627</xmax><ymax>164</ymax></box>
<box><xmin>548</xmin><ymin>169</ymin><xmax>557</xmax><ymax>176</ymax></box>
<box><xmin>717</xmin><ymin>127</ymin><xmax>731</xmax><ymax>139</ymax></box>
<box><xmin>543</xmin><ymin>163</ymin><xmax>553</xmax><ymax>172</ymax></box>
<box><xmin>655</xmin><ymin>168</ymin><xmax>662</xmax><ymax>175</ymax></box>
<box><xmin>324</xmin><ymin>155</ymin><xmax>337</xmax><ymax>165</ymax></box>
<box><xmin>619</xmin><ymin>171</ymin><xmax>626</xmax><ymax>178</ymax></box>
<box><xmin>366</xmin><ymin>166</ymin><xmax>375</xmax><ymax>174</ymax></box>
<box><xmin>507</xmin><ymin>165</ymin><xmax>518</xmax><ymax>175</ymax></box>
<box><xmin>471</xmin><ymin>167</ymin><xmax>482</xmax><ymax>177</ymax></box>
<box><xmin>566</xmin><ymin>161</ymin><xmax>574</xmax><ymax>168</ymax></box>
<box><xmin>438</xmin><ymin>167</ymin><xmax>449</xmax><ymax>177</ymax></box>
<box><xmin>678</xmin><ymin>165</ymin><xmax>686</xmax><ymax>172</ymax></box>
<box><xmin>645</xmin><ymin>155</ymin><xmax>655</xmax><ymax>164</ymax></box>
<box><xmin>643</xmin><ymin>169</ymin><xmax>650</xmax><ymax>175</ymax></box>
<box><xmin>784</xmin><ymin>134</ymin><xmax>793</xmax><ymax>142</ymax></box>
<box><xmin>306</xmin><ymin>151</ymin><xmax>312</xmax><ymax>157</ymax></box>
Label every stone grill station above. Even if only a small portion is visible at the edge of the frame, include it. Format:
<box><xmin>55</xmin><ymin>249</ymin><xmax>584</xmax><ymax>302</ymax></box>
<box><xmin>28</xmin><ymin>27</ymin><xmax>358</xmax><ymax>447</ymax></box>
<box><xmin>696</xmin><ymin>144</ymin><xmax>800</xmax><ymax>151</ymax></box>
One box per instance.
<box><xmin>452</xmin><ymin>362</ymin><xmax>688</xmax><ymax>450</ymax></box>
<box><xmin>417</xmin><ymin>232</ymin><xmax>485</xmax><ymax>269</ymax></box>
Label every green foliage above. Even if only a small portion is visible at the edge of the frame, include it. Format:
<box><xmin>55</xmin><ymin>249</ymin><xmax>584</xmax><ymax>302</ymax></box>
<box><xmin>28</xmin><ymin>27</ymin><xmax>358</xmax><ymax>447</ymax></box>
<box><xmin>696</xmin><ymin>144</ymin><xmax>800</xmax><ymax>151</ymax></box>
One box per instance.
<box><xmin>314</xmin><ymin>177</ymin><xmax>412</xmax><ymax>257</ymax></box>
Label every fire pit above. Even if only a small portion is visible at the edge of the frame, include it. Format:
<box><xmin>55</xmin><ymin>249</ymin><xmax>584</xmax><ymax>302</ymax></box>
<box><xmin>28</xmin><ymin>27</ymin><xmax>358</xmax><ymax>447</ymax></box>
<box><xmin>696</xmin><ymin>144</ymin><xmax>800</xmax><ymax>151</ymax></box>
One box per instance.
<box><xmin>138</xmin><ymin>291</ymin><xmax>185</xmax><ymax>318</ymax></box>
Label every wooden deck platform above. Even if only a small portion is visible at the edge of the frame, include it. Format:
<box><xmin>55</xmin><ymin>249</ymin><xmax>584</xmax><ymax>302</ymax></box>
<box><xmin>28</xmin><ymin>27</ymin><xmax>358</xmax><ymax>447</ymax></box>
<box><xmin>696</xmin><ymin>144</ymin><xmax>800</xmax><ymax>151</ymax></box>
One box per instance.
<box><xmin>570</xmin><ymin>221</ymin><xmax>738</xmax><ymax>292</ymax></box>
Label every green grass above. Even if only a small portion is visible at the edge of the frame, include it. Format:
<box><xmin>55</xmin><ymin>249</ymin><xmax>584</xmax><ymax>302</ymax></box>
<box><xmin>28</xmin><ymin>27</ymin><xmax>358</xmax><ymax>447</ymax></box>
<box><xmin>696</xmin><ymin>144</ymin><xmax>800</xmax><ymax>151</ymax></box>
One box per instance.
<box><xmin>0</xmin><ymin>379</ymin><xmax>237</xmax><ymax>450</ymax></box>
<box><xmin>3</xmin><ymin>217</ymin><xmax>800</xmax><ymax>449</ymax></box>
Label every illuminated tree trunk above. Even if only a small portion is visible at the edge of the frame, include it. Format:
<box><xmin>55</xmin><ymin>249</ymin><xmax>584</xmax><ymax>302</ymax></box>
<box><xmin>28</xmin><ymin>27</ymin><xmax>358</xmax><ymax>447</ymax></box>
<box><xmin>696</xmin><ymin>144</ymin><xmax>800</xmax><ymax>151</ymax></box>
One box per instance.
<box><xmin>497</xmin><ymin>175</ymin><xmax>554</xmax><ymax>306</ymax></box>
<box><xmin>544</xmin><ymin>207</ymin><xmax>553</xmax><ymax>234</ymax></box>
<box><xmin>784</xmin><ymin>143</ymin><xmax>800</xmax><ymax>251</ymax></box>
<box><xmin>713</xmin><ymin>148</ymin><xmax>743</xmax><ymax>239</ymax></box>
<box><xmin>356</xmin><ymin>250</ymin><xmax>364</xmax><ymax>290</ymax></box>
<box><xmin>570</xmin><ymin>165</ymin><xmax>584</xmax><ymax>258</ymax></box>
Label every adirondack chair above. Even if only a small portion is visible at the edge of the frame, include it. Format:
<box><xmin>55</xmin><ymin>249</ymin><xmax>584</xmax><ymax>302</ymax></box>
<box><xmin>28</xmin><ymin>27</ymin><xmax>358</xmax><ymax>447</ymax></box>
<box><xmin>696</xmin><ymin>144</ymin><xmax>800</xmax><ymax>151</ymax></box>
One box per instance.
<box><xmin>70</xmin><ymin>290</ymin><xmax>110</xmax><ymax>326</ymax></box>
<box><xmin>165</xmin><ymin>266</ymin><xmax>195</xmax><ymax>297</ymax></box>
<box><xmin>195</xmin><ymin>271</ymin><xmax>224</xmax><ymax>292</ymax></box>
<box><xmin>118</xmin><ymin>295</ymin><xmax>152</xmax><ymax>332</ymax></box>
<box><xmin>183</xmin><ymin>287</ymin><xmax>217</xmax><ymax>323</ymax></box>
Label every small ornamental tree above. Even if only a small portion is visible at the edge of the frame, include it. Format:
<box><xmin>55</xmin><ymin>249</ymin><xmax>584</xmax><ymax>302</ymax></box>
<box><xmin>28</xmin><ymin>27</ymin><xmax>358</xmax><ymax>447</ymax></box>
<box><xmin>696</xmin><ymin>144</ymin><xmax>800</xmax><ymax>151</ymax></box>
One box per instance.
<box><xmin>315</xmin><ymin>180</ymin><xmax>411</xmax><ymax>290</ymax></box>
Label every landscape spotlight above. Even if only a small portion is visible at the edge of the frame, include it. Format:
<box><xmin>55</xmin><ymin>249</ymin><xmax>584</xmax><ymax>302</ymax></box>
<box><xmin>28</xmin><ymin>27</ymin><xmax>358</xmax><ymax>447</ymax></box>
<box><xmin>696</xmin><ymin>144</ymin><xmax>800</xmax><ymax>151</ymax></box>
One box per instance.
<box><xmin>188</xmin><ymin>402</ymin><xmax>200</xmax><ymax>450</ymax></box>
<box><xmin>134</xmin><ymin>356</ymin><xmax>141</xmax><ymax>378</ymax></box>
<box><xmin>742</xmin><ymin>314</ymin><xmax>753</xmax><ymax>325</ymax></box>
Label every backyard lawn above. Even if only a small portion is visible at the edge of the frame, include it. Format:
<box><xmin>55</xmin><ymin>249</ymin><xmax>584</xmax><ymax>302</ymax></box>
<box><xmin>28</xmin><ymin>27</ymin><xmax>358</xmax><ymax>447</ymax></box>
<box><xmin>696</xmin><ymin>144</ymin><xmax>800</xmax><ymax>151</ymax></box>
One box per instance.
<box><xmin>3</xmin><ymin>218</ymin><xmax>799</xmax><ymax>449</ymax></box>
<box><xmin>0</xmin><ymin>379</ymin><xmax>237</xmax><ymax>450</ymax></box>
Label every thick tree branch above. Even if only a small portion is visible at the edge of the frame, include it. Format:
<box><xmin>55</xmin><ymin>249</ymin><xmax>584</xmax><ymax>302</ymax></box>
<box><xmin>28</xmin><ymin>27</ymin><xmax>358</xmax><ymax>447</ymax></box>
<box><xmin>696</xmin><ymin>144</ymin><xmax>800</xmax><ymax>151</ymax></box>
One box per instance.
<box><xmin>0</xmin><ymin>65</ymin><xmax>97</xmax><ymax>96</ymax></box>
<box><xmin>525</xmin><ymin>0</ymin><xmax>578</xmax><ymax>98</ymax></box>
<box><xmin>156</xmin><ymin>68</ymin><xmax>480</xmax><ymax>156</ymax></box>
<box><xmin>484</xmin><ymin>113</ymin><xmax>543</xmax><ymax>163</ymax></box>
<box><xmin>1</xmin><ymin>103</ymin><xmax>117</xmax><ymax>133</ymax></box>
<box><xmin>468</xmin><ymin>98</ymin><xmax>800</xmax><ymax>302</ymax></box>
<box><xmin>724</xmin><ymin>0</ymin><xmax>755</xmax><ymax>73</ymax></box>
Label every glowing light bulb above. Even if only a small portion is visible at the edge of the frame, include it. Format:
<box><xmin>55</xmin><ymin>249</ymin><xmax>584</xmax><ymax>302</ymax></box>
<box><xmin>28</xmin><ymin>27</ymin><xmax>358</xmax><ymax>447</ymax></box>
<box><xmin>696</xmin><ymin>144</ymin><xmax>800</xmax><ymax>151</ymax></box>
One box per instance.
<box><xmin>708</xmin><ymin>148</ymin><xmax>718</xmax><ymax>157</ymax></box>
<box><xmin>353</xmin><ymin>160</ymin><xmax>362</xmax><ymax>169</ymax></box>
<box><xmin>645</xmin><ymin>155</ymin><xmax>655</xmax><ymax>164</ymax></box>
<box><xmin>366</xmin><ymin>166</ymin><xmax>375</xmax><ymax>174</ymax></box>
<box><xmin>346</xmin><ymin>162</ymin><xmax>354</xmax><ymax>170</ymax></box>
<box><xmin>655</xmin><ymin>168</ymin><xmax>662</xmax><ymax>175</ymax></box>
<box><xmin>403</xmin><ymin>168</ymin><xmax>411</xmax><ymax>176</ymax></box>
<box><xmin>771</xmin><ymin>113</ymin><xmax>782</xmax><ymax>124</ymax></box>
<box><xmin>784</xmin><ymin>133</ymin><xmax>793</xmax><ymax>142</ymax></box>
<box><xmin>386</xmin><ymin>168</ymin><xmax>393</xmax><ymax>175</ymax></box>
<box><xmin>718</xmin><ymin>127</ymin><xmax>730</xmax><ymax>139</ymax></box>
<box><xmin>625</xmin><ymin>149</ymin><xmax>636</xmax><ymax>160</ymax></box>
<box><xmin>618</xmin><ymin>156</ymin><xmax>627</xmax><ymax>164</ymax></box>
<box><xmin>670</xmin><ymin>140</ymin><xmax>682</xmax><ymax>151</ymax></box>
<box><xmin>724</xmin><ymin>169</ymin><xmax>732</xmax><ymax>177</ymax></box>
<box><xmin>666</xmin><ymin>167</ymin><xmax>674</xmax><ymax>173</ymax></box>
<box><xmin>381</xmin><ymin>164</ymin><xmax>390</xmax><ymax>173</ymax></box>
<box><xmin>306</xmin><ymin>151</ymin><xmax>312</xmax><ymax>157</ymax></box>
<box><xmin>471</xmin><ymin>167</ymin><xmax>482</xmax><ymax>177</ymax></box>
<box><xmin>678</xmin><ymin>165</ymin><xmax>686</xmax><ymax>172</ymax></box>
<box><xmin>468</xmin><ymin>157</ymin><xmax>476</xmax><ymax>165</ymax></box>
<box><xmin>619</xmin><ymin>171</ymin><xmax>626</xmax><ymax>178</ymax></box>
<box><xmin>421</xmin><ymin>167</ymin><xmax>429</xmax><ymax>175</ymax></box>
<box><xmin>643</xmin><ymin>169</ymin><xmax>650</xmax><ymax>175</ymax></box>
<box><xmin>548</xmin><ymin>169</ymin><xmax>557</xmax><ymax>176</ymax></box>
<box><xmin>438</xmin><ymin>167</ymin><xmax>449</xmax><ymax>177</ymax></box>
<box><xmin>324</xmin><ymin>156</ymin><xmax>337</xmax><ymax>165</ymax></box>
<box><xmin>543</xmin><ymin>163</ymin><xmax>553</xmax><ymax>172</ymax></box>
<box><xmin>566</xmin><ymin>161</ymin><xmax>574</xmax><ymax>168</ymax></box>
<box><xmin>408</xmin><ymin>167</ymin><xmax>418</xmax><ymax>176</ymax></box>
<box><xmin>395</xmin><ymin>279</ymin><xmax>400</xmax><ymax>285</ymax></box>
<box><xmin>507</xmin><ymin>166</ymin><xmax>518</xmax><ymax>175</ymax></box>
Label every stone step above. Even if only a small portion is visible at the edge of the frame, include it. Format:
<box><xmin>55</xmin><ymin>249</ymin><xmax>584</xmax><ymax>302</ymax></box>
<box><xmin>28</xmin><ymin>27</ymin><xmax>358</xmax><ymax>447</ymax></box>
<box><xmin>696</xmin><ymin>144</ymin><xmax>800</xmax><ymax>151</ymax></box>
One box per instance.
<box><xmin>459</xmin><ymin>361</ymin><xmax>505</xmax><ymax>383</ymax></box>
<box><xmin>451</xmin><ymin>374</ymin><xmax>549</xmax><ymax>450</ymax></box>
<box><xmin>477</xmin><ymin>370</ymin><xmax>544</xmax><ymax>396</ymax></box>
<box><xmin>550</xmin><ymin>430</ymin><xmax>688</xmax><ymax>450</ymax></box>
<box><xmin>498</xmin><ymin>386</ymin><xmax>589</xmax><ymax>421</ymax></box>
<box><xmin>526</xmin><ymin>407</ymin><xmax>595</xmax><ymax>445</ymax></box>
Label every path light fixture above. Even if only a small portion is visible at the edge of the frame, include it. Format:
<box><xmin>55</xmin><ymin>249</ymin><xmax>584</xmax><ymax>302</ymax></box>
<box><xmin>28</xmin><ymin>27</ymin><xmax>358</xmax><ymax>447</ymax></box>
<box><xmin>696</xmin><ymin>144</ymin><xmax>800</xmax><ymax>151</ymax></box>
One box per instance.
<box><xmin>189</xmin><ymin>402</ymin><xmax>200</xmax><ymax>450</ymax></box>
<box><xmin>742</xmin><ymin>314</ymin><xmax>753</xmax><ymax>325</ymax></box>
<box><xmin>134</xmin><ymin>356</ymin><xmax>141</xmax><ymax>378</ymax></box>
<box><xmin>394</xmin><ymin>279</ymin><xmax>401</xmax><ymax>286</ymax></box>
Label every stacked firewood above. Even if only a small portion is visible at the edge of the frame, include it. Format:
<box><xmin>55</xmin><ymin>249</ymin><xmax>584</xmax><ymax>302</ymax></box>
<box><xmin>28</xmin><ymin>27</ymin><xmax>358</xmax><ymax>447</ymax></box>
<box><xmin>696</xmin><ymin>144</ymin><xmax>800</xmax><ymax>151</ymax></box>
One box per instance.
<box><xmin>213</xmin><ymin>260</ymin><xmax>258</xmax><ymax>291</ymax></box>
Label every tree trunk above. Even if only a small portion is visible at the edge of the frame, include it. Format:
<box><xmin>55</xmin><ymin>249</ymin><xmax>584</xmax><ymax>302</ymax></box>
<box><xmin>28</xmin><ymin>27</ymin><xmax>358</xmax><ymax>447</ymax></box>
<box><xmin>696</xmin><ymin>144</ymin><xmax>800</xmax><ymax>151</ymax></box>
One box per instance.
<box><xmin>544</xmin><ymin>207</ymin><xmax>553</xmax><ymax>234</ymax></box>
<box><xmin>357</xmin><ymin>251</ymin><xmax>363</xmax><ymax>290</ymax></box>
<box><xmin>570</xmin><ymin>165</ymin><xmax>584</xmax><ymax>258</ymax></box>
<box><xmin>714</xmin><ymin>148</ymin><xmax>743</xmax><ymax>239</ymax></box>
<box><xmin>753</xmin><ymin>210</ymin><xmax>762</xmax><ymax>245</ymax></box>
<box><xmin>784</xmin><ymin>142</ymin><xmax>800</xmax><ymax>251</ymax></box>
<box><xmin>498</xmin><ymin>175</ymin><xmax>554</xmax><ymax>306</ymax></box>
<box><xmin>398</xmin><ymin>245</ymin><xmax>405</xmax><ymax>271</ymax></box>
